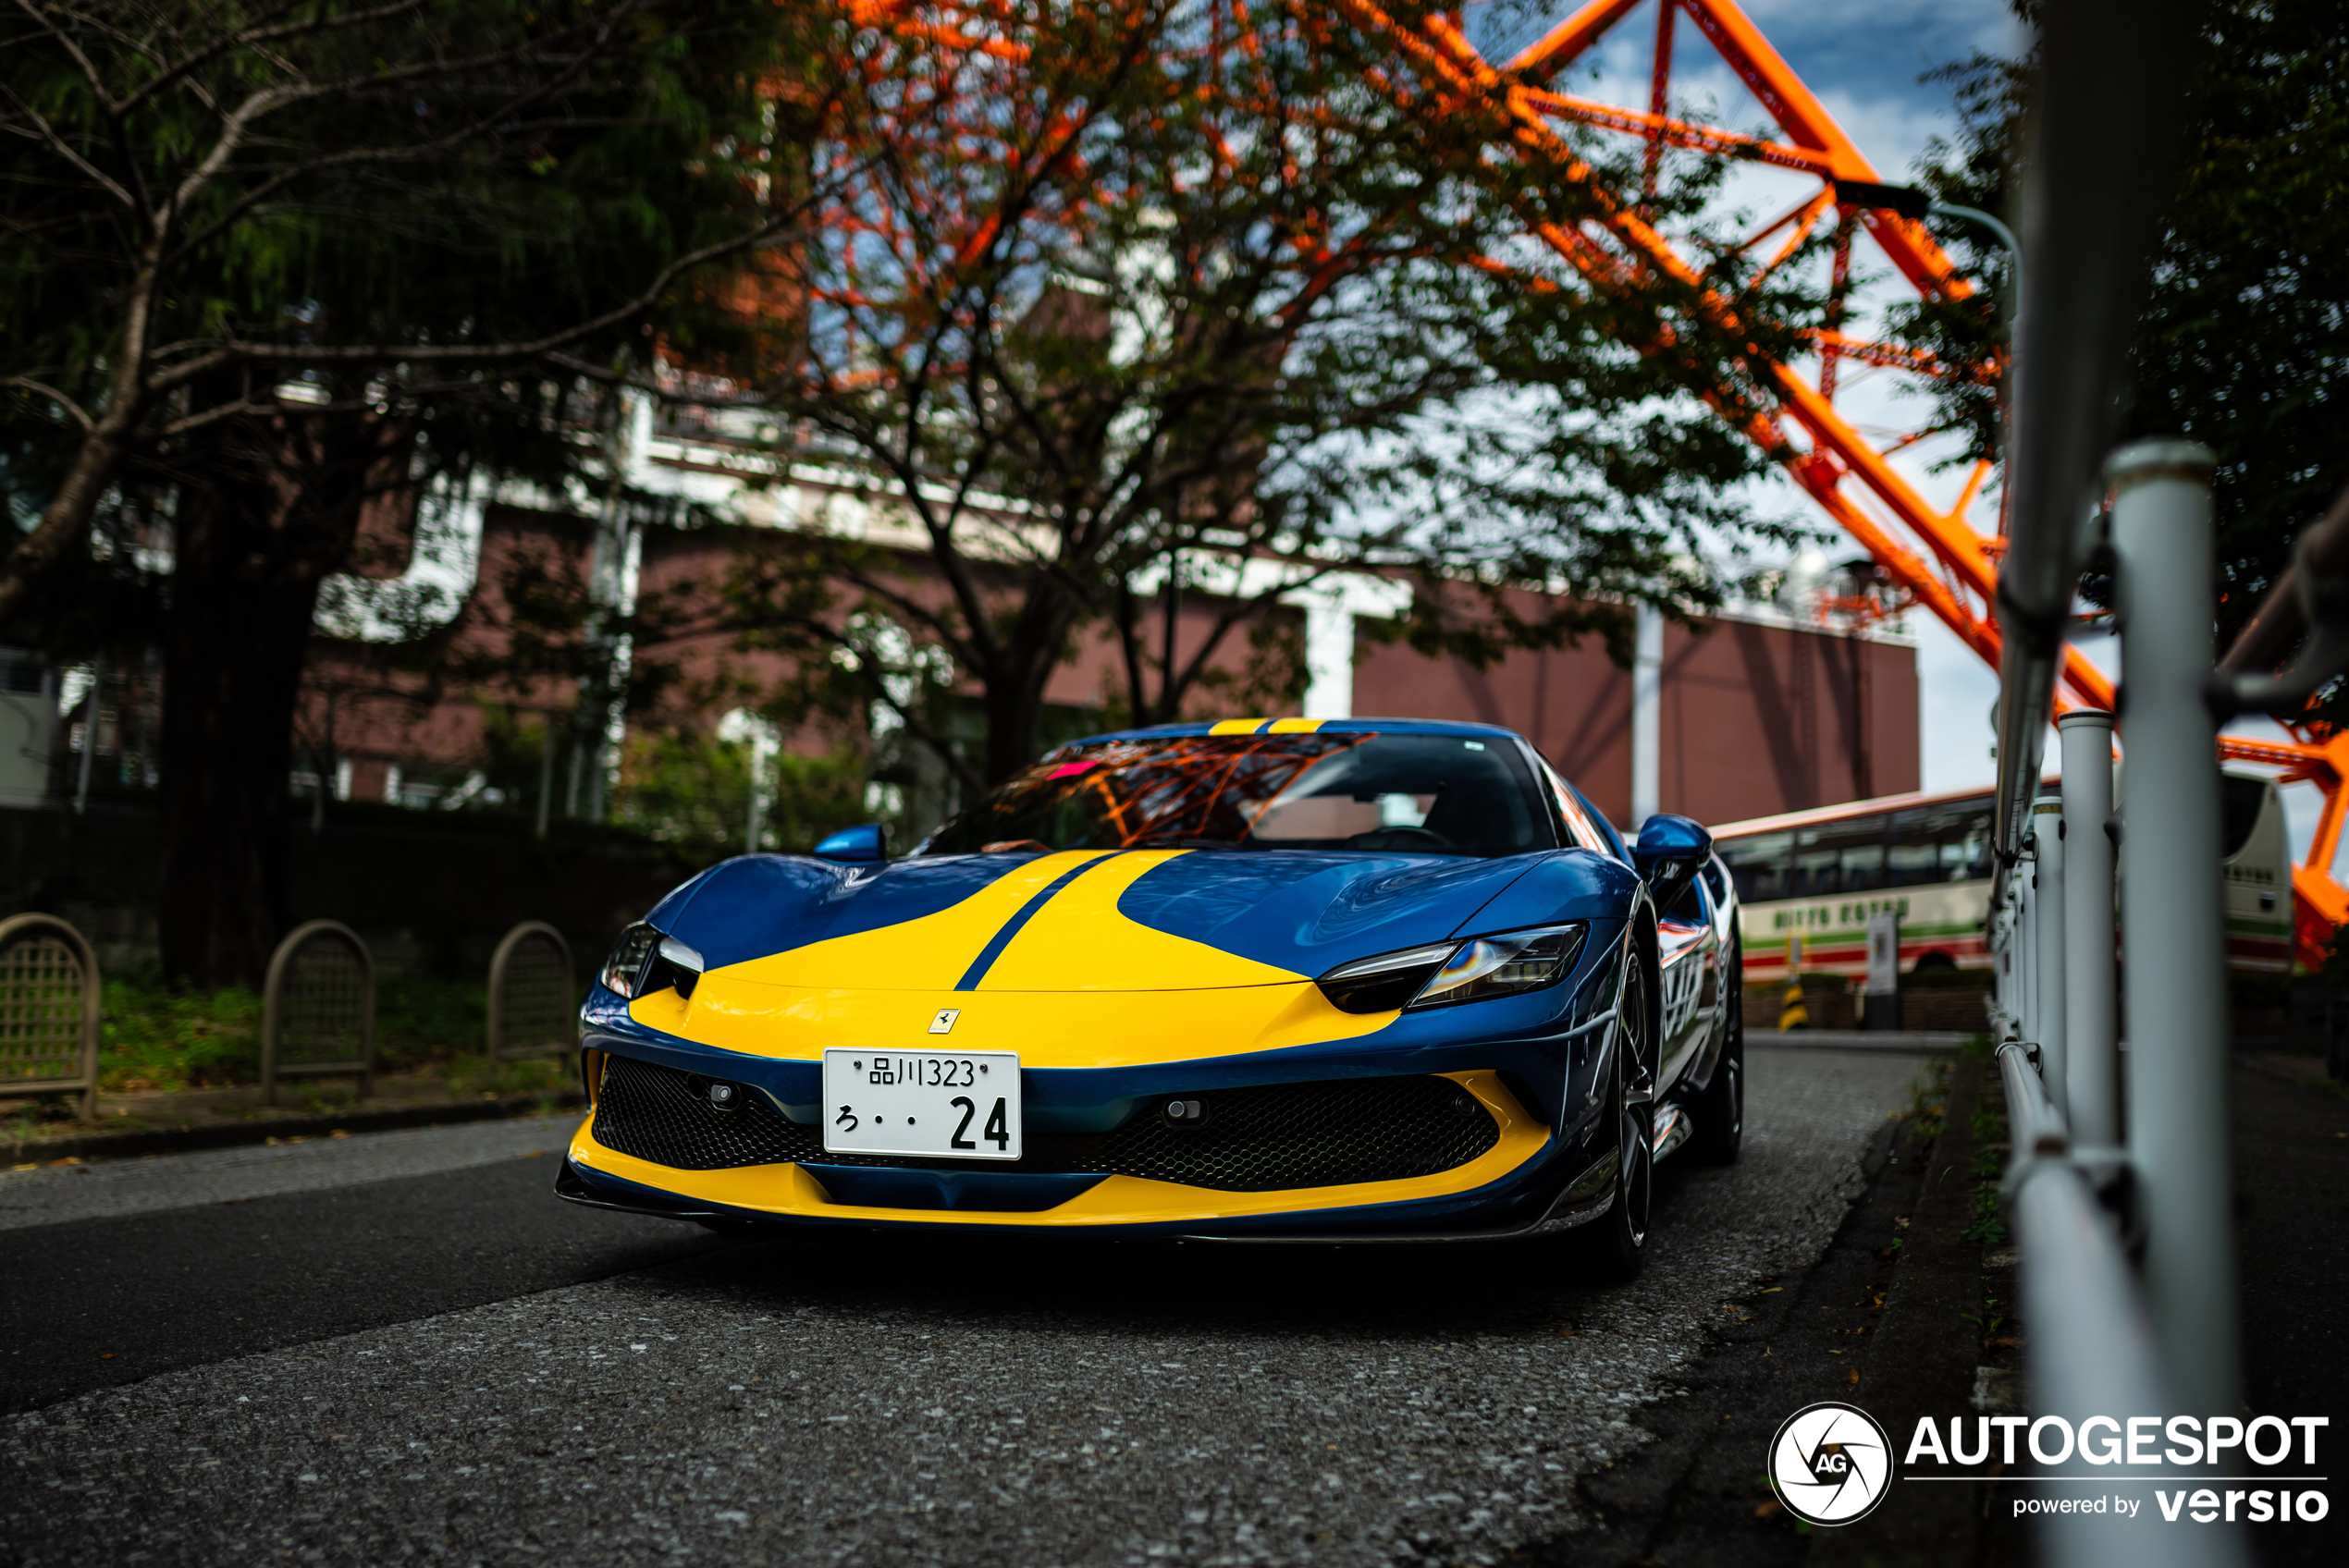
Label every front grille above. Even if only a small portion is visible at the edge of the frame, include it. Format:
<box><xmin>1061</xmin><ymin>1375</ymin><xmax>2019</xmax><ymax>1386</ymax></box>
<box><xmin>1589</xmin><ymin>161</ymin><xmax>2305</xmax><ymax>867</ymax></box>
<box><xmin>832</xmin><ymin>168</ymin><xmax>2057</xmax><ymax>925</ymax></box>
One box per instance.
<box><xmin>593</xmin><ymin>1055</ymin><xmax>820</xmax><ymax>1170</ymax></box>
<box><xmin>591</xmin><ymin>1056</ymin><xmax>1499</xmax><ymax>1193</ymax></box>
<box><xmin>1095</xmin><ymin>1075</ymin><xmax>1498</xmax><ymax>1191</ymax></box>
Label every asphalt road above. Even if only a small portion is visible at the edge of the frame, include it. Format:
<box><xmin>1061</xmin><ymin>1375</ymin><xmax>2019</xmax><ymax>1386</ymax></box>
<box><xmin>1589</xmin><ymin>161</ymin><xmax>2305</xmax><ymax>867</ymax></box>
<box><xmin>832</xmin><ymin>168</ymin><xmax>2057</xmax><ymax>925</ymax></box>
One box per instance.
<box><xmin>1</xmin><ymin>1046</ymin><xmax>1925</xmax><ymax>1567</ymax></box>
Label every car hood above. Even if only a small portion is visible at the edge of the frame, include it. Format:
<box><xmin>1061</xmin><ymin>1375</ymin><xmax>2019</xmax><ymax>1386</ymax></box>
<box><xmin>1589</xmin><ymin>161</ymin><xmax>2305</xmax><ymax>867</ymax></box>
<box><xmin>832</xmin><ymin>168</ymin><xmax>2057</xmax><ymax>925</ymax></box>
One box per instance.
<box><xmin>647</xmin><ymin>845</ymin><xmax>1602</xmax><ymax>993</ymax></box>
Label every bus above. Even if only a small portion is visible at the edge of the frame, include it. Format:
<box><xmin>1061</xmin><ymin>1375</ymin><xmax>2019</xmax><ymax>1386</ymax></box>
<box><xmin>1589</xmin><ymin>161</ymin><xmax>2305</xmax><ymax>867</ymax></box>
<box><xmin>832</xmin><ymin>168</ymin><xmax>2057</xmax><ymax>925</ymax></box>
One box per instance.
<box><xmin>1712</xmin><ymin>772</ymin><xmax>2294</xmax><ymax>987</ymax></box>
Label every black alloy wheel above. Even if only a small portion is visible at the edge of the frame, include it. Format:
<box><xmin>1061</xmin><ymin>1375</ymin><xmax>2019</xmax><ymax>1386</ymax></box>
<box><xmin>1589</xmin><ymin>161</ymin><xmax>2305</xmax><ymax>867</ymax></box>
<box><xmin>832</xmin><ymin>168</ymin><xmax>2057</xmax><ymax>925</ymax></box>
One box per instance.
<box><xmin>1572</xmin><ymin>949</ymin><xmax>1654</xmax><ymax>1281</ymax></box>
<box><xmin>1690</xmin><ymin>942</ymin><xmax>1745</xmax><ymax>1165</ymax></box>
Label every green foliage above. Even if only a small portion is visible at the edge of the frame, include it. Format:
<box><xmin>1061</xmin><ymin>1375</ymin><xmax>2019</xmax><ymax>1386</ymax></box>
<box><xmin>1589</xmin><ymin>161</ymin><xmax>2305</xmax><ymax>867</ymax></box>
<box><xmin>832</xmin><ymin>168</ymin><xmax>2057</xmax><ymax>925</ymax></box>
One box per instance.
<box><xmin>92</xmin><ymin>971</ymin><xmax>500</xmax><ymax>1090</ymax></box>
<box><xmin>1896</xmin><ymin>0</ymin><xmax>2349</xmax><ymax>637</ymax></box>
<box><xmin>1964</xmin><ymin>1065</ymin><xmax>2013</xmax><ymax>1246</ymax></box>
<box><xmin>768</xmin><ymin>749</ymin><xmax>872</xmax><ymax>853</ymax></box>
<box><xmin>616</xmin><ymin>727</ymin><xmax>760</xmax><ymax>849</ymax></box>
<box><xmin>1905</xmin><ymin>1060</ymin><xmax>1950</xmax><ymax>1137</ymax></box>
<box><xmin>375</xmin><ymin>974</ymin><xmax>488</xmax><ymax>1071</ymax></box>
<box><xmin>97</xmin><ymin>980</ymin><xmax>263</xmax><ymax>1091</ymax></box>
<box><xmin>615</xmin><ymin>727</ymin><xmax>869</xmax><ymax>853</ymax></box>
<box><xmin>2</xmin><ymin>0</ymin><xmax>837</xmax><ymax>698</ymax></box>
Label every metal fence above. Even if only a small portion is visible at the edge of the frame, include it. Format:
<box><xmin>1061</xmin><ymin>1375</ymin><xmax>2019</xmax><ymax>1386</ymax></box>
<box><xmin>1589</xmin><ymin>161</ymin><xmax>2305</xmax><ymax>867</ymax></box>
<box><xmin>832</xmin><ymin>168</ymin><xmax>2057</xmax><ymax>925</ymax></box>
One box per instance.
<box><xmin>0</xmin><ymin>913</ymin><xmax>100</xmax><ymax>1121</ymax></box>
<box><xmin>261</xmin><ymin>919</ymin><xmax>375</xmax><ymax>1105</ymax></box>
<box><xmin>486</xmin><ymin>921</ymin><xmax>575</xmax><ymax>1061</ymax></box>
<box><xmin>1967</xmin><ymin>0</ymin><xmax>2321</xmax><ymax>1557</ymax></box>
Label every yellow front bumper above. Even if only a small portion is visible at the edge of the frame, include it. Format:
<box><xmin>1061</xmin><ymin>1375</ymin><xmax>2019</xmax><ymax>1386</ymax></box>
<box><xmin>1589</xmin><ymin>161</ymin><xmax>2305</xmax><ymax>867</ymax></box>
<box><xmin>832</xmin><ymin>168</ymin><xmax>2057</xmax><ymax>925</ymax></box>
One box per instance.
<box><xmin>565</xmin><ymin>1069</ymin><xmax>1551</xmax><ymax>1228</ymax></box>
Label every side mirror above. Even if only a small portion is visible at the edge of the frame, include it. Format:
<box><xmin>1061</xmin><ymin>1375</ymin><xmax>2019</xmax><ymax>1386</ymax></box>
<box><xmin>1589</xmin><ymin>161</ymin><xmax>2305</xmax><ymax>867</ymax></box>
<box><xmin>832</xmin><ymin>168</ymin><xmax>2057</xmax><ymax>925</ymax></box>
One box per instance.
<box><xmin>814</xmin><ymin>822</ymin><xmax>888</xmax><ymax>863</ymax></box>
<box><xmin>1632</xmin><ymin>814</ymin><xmax>1712</xmax><ymax>907</ymax></box>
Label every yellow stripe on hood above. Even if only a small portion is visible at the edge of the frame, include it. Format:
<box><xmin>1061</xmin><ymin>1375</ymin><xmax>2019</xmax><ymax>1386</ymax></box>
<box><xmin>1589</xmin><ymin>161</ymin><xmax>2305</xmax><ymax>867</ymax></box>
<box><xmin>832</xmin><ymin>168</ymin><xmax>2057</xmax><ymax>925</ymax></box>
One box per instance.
<box><xmin>716</xmin><ymin>850</ymin><xmax>1115</xmax><ymax>992</ymax></box>
<box><xmin>972</xmin><ymin>849</ymin><xmax>1304</xmax><ymax>991</ymax></box>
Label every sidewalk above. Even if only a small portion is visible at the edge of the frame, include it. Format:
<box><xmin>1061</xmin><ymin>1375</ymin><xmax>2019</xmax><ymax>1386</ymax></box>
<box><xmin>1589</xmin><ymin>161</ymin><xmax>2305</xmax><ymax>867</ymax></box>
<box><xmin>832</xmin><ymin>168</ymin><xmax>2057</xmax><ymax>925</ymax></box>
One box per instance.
<box><xmin>3</xmin><ymin>1068</ymin><xmax>584</xmax><ymax>1166</ymax></box>
<box><xmin>1535</xmin><ymin>1046</ymin><xmax>2025</xmax><ymax>1564</ymax></box>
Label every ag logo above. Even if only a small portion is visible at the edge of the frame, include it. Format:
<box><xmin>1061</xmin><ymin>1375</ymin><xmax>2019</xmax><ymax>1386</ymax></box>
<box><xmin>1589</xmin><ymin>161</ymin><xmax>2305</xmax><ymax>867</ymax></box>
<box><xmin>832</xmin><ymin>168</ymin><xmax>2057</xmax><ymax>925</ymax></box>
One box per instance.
<box><xmin>1766</xmin><ymin>1402</ymin><xmax>1893</xmax><ymax>1525</ymax></box>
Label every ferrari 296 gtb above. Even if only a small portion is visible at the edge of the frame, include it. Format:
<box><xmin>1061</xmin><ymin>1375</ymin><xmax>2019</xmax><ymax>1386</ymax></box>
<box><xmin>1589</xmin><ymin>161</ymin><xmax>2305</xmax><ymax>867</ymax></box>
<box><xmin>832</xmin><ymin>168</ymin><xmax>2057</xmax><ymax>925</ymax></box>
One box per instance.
<box><xmin>557</xmin><ymin>717</ymin><xmax>1743</xmax><ymax>1276</ymax></box>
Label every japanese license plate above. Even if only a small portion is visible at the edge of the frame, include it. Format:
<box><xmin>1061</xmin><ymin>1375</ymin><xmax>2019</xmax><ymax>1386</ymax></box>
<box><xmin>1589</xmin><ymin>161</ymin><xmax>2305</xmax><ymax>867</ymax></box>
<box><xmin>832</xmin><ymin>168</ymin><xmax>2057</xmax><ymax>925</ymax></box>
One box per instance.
<box><xmin>819</xmin><ymin>1048</ymin><xmax>1022</xmax><ymax>1160</ymax></box>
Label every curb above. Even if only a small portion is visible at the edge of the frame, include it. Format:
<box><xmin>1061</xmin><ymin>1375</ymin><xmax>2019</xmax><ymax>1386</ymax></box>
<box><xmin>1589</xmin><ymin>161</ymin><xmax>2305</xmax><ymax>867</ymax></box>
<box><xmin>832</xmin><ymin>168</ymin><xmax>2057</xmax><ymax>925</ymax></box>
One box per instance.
<box><xmin>1810</xmin><ymin>1049</ymin><xmax>2025</xmax><ymax>1566</ymax></box>
<box><xmin>6</xmin><ymin>1092</ymin><xmax>587</xmax><ymax>1166</ymax></box>
<box><xmin>1749</xmin><ymin>1027</ymin><xmax>1975</xmax><ymax>1053</ymax></box>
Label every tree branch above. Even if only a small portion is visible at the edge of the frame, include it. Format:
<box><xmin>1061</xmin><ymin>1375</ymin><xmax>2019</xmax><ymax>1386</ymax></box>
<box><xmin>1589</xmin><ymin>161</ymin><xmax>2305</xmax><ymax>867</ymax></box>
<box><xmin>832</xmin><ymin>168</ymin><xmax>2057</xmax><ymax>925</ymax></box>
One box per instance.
<box><xmin>0</xmin><ymin>86</ymin><xmax>139</xmax><ymax>212</ymax></box>
<box><xmin>2</xmin><ymin>374</ymin><xmax>92</xmax><ymax>432</ymax></box>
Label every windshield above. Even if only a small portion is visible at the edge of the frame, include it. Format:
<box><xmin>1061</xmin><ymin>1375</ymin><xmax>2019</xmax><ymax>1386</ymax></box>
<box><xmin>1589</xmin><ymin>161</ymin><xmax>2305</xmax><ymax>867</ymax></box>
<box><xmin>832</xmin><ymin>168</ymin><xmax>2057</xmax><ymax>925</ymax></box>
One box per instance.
<box><xmin>920</xmin><ymin>732</ymin><xmax>1557</xmax><ymax>858</ymax></box>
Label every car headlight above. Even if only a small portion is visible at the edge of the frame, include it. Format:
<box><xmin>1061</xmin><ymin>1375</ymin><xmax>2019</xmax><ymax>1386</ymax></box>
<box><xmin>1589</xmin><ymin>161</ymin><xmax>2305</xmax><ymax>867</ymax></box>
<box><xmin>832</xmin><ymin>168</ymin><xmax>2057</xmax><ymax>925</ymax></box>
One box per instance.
<box><xmin>1316</xmin><ymin>924</ymin><xmax>1585</xmax><ymax>1014</ymax></box>
<box><xmin>599</xmin><ymin>924</ymin><xmax>706</xmax><ymax>999</ymax></box>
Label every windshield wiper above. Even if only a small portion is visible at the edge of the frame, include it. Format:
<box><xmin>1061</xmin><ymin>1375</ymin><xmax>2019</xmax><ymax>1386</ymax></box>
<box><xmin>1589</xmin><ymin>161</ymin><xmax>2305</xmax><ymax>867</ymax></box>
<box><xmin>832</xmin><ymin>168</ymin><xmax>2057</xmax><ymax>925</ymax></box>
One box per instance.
<box><xmin>1131</xmin><ymin>836</ymin><xmax>1248</xmax><ymax>851</ymax></box>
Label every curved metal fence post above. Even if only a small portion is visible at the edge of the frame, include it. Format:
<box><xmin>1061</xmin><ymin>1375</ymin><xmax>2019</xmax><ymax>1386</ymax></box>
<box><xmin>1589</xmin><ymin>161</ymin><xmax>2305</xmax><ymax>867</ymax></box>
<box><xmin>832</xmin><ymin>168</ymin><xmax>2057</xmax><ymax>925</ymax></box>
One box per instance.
<box><xmin>486</xmin><ymin>922</ymin><xmax>576</xmax><ymax>1062</ymax></box>
<box><xmin>0</xmin><ymin>913</ymin><xmax>102</xmax><ymax>1121</ymax></box>
<box><xmin>2110</xmin><ymin>439</ymin><xmax>2240</xmax><ymax>1420</ymax></box>
<box><xmin>261</xmin><ymin>920</ymin><xmax>375</xmax><ymax>1108</ymax></box>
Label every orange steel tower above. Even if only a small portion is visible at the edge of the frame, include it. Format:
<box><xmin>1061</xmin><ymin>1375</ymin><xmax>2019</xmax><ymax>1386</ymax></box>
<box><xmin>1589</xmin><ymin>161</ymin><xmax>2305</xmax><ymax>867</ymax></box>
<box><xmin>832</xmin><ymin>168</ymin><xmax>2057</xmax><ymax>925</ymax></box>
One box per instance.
<box><xmin>841</xmin><ymin>0</ymin><xmax>2349</xmax><ymax>965</ymax></box>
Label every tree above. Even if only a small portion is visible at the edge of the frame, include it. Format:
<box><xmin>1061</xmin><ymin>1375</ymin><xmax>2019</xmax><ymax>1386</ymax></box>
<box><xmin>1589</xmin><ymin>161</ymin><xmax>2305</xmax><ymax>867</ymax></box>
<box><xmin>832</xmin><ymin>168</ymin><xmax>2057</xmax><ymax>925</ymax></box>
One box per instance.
<box><xmin>1896</xmin><ymin>0</ymin><xmax>2349</xmax><ymax>638</ymax></box>
<box><xmin>1</xmin><ymin>0</ymin><xmax>837</xmax><ymax>986</ymax></box>
<box><xmin>687</xmin><ymin>0</ymin><xmax>1822</xmax><ymax>796</ymax></box>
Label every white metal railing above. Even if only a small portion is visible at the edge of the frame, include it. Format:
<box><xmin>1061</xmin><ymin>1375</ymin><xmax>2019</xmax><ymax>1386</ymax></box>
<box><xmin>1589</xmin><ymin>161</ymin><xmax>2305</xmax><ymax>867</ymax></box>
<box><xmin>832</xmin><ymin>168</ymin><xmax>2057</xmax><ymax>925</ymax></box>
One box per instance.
<box><xmin>1969</xmin><ymin>0</ymin><xmax>2318</xmax><ymax>1558</ymax></box>
<box><xmin>1987</xmin><ymin>453</ymin><xmax>2255</xmax><ymax>1567</ymax></box>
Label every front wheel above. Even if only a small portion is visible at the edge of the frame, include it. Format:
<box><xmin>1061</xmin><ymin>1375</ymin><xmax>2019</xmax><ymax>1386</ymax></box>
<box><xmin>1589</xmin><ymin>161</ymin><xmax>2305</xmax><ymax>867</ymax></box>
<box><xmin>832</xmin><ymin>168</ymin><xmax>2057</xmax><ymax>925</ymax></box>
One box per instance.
<box><xmin>1570</xmin><ymin>968</ymin><xmax>1654</xmax><ymax>1281</ymax></box>
<box><xmin>1689</xmin><ymin>954</ymin><xmax>1744</xmax><ymax>1165</ymax></box>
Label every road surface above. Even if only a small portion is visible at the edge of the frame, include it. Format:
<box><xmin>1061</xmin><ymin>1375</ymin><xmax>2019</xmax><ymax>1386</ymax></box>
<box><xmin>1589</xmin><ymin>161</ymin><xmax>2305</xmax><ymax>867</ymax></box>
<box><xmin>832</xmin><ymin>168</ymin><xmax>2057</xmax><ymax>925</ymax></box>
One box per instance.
<box><xmin>1</xmin><ymin>1044</ymin><xmax>1924</xmax><ymax>1566</ymax></box>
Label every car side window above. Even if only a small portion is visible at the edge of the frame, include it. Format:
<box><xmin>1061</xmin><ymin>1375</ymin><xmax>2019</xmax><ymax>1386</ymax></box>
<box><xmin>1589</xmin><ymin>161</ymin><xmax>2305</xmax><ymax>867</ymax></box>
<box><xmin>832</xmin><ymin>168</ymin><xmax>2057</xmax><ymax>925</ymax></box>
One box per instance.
<box><xmin>1663</xmin><ymin>872</ymin><xmax>1708</xmax><ymax>925</ymax></box>
<box><xmin>1536</xmin><ymin>758</ymin><xmax>1603</xmax><ymax>854</ymax></box>
<box><xmin>1700</xmin><ymin>858</ymin><xmax>1728</xmax><ymax>907</ymax></box>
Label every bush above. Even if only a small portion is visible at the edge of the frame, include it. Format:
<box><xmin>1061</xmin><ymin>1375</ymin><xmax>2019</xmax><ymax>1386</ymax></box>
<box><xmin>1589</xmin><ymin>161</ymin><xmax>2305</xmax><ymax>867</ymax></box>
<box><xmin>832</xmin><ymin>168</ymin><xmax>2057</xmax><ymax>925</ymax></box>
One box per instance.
<box><xmin>93</xmin><ymin>972</ymin><xmax>498</xmax><ymax>1090</ymax></box>
<box><xmin>98</xmin><ymin>980</ymin><xmax>263</xmax><ymax>1091</ymax></box>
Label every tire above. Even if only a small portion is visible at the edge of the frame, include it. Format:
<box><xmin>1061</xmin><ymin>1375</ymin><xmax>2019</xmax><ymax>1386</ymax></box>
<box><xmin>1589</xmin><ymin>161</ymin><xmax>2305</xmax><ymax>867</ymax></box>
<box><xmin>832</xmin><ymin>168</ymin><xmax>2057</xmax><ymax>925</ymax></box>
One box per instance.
<box><xmin>1570</xmin><ymin>952</ymin><xmax>1654</xmax><ymax>1281</ymax></box>
<box><xmin>1689</xmin><ymin>945</ymin><xmax>1744</xmax><ymax>1166</ymax></box>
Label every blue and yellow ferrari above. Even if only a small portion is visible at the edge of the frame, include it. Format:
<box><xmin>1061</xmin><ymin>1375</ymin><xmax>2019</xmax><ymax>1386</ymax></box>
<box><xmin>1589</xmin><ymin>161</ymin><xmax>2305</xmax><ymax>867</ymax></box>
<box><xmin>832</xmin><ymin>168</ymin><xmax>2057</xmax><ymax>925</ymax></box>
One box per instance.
<box><xmin>558</xmin><ymin>717</ymin><xmax>1743</xmax><ymax>1274</ymax></box>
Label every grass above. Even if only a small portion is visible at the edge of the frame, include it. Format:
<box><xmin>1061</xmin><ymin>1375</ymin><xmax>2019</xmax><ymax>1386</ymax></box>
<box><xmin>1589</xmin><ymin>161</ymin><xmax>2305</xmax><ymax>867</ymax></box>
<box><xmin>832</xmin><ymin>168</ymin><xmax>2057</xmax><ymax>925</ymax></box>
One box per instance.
<box><xmin>1962</xmin><ymin>1054</ymin><xmax>2013</xmax><ymax>1246</ymax></box>
<box><xmin>99</xmin><ymin>980</ymin><xmax>264</xmax><ymax>1091</ymax></box>
<box><xmin>84</xmin><ymin>967</ymin><xmax>569</xmax><ymax>1096</ymax></box>
<box><xmin>1903</xmin><ymin>1056</ymin><xmax>1951</xmax><ymax>1139</ymax></box>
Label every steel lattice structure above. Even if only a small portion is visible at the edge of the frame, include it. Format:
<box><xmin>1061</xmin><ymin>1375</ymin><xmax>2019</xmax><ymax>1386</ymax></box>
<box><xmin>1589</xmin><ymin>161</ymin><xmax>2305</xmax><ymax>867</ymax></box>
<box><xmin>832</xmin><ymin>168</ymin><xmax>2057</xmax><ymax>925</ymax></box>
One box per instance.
<box><xmin>842</xmin><ymin>0</ymin><xmax>2349</xmax><ymax>963</ymax></box>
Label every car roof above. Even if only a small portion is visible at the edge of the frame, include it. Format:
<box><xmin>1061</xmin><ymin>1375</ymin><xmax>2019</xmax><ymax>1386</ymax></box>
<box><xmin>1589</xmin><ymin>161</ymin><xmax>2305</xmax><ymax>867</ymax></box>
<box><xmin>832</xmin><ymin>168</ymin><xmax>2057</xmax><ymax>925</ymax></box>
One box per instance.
<box><xmin>1064</xmin><ymin>717</ymin><xmax>1530</xmax><ymax>746</ymax></box>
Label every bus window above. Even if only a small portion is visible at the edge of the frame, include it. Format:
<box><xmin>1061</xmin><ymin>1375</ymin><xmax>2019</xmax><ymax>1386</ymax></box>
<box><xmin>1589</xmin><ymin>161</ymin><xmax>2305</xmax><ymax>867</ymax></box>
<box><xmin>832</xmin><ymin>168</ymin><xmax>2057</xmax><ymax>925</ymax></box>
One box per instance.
<box><xmin>1941</xmin><ymin>836</ymin><xmax>1990</xmax><ymax>880</ymax></box>
<box><xmin>1718</xmin><ymin>830</ymin><xmax>1791</xmax><ymax>903</ymax></box>
<box><xmin>1887</xmin><ymin>839</ymin><xmax>1939</xmax><ymax>885</ymax></box>
<box><xmin>1882</xmin><ymin>801</ymin><xmax>1993</xmax><ymax>884</ymax></box>
<box><xmin>1840</xmin><ymin>843</ymin><xmax>1886</xmax><ymax>891</ymax></box>
<box><xmin>2220</xmin><ymin>775</ymin><xmax>2268</xmax><ymax>860</ymax></box>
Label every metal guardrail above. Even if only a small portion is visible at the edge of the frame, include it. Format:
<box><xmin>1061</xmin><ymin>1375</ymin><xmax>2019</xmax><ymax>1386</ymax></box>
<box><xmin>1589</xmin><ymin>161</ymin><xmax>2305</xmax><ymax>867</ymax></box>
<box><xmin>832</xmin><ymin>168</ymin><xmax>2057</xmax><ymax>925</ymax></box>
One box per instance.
<box><xmin>1989</xmin><ymin>457</ymin><xmax>2257</xmax><ymax>1568</ymax></box>
<box><xmin>0</xmin><ymin>913</ymin><xmax>101</xmax><ymax>1121</ymax></box>
<box><xmin>1976</xmin><ymin>1</ymin><xmax>2299</xmax><ymax>1561</ymax></box>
